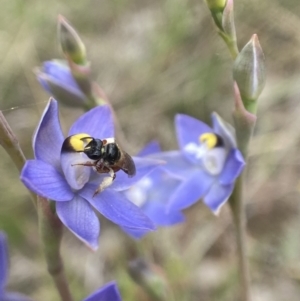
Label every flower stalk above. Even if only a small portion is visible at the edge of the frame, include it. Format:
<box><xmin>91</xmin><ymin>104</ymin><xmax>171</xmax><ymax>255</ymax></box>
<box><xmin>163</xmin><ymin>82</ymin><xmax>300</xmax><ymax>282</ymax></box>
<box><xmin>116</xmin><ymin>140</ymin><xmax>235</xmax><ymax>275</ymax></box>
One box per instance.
<box><xmin>229</xmin><ymin>174</ymin><xmax>251</xmax><ymax>301</ymax></box>
<box><xmin>38</xmin><ymin>196</ymin><xmax>74</xmax><ymax>301</ymax></box>
<box><xmin>0</xmin><ymin>111</ymin><xmax>37</xmax><ymax>207</ymax></box>
<box><xmin>229</xmin><ymin>84</ymin><xmax>257</xmax><ymax>301</ymax></box>
<box><xmin>206</xmin><ymin>3</ymin><xmax>265</xmax><ymax>299</ymax></box>
<box><xmin>205</xmin><ymin>0</ymin><xmax>239</xmax><ymax>59</ymax></box>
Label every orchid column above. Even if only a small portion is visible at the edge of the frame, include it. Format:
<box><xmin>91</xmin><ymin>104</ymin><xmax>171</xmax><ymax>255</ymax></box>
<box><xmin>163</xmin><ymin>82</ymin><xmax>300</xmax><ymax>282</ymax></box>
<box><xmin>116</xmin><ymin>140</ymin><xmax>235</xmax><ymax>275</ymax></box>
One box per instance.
<box><xmin>205</xmin><ymin>0</ymin><xmax>266</xmax><ymax>300</ymax></box>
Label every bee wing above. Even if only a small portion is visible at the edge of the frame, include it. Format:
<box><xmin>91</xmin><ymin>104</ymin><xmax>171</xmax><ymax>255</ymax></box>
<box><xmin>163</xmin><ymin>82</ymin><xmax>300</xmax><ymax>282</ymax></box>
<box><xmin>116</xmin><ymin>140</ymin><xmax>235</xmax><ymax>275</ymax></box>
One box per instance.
<box><xmin>118</xmin><ymin>152</ymin><xmax>136</xmax><ymax>177</ymax></box>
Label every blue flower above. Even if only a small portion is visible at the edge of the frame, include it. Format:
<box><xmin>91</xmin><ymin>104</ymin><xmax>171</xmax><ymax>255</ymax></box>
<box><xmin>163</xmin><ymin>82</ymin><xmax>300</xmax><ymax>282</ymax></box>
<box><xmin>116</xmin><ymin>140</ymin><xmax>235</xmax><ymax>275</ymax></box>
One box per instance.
<box><xmin>83</xmin><ymin>281</ymin><xmax>122</xmax><ymax>301</ymax></box>
<box><xmin>121</xmin><ymin>141</ymin><xmax>185</xmax><ymax>239</ymax></box>
<box><xmin>0</xmin><ymin>232</ymin><xmax>33</xmax><ymax>301</ymax></box>
<box><xmin>36</xmin><ymin>60</ymin><xmax>87</xmax><ymax>106</ymax></box>
<box><xmin>21</xmin><ymin>99</ymin><xmax>158</xmax><ymax>250</ymax></box>
<box><xmin>155</xmin><ymin>113</ymin><xmax>245</xmax><ymax>214</ymax></box>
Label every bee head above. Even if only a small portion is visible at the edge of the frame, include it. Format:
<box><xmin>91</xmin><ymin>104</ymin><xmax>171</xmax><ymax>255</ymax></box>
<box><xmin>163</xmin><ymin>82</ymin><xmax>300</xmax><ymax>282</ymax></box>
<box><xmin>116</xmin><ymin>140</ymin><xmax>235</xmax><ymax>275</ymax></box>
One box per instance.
<box><xmin>83</xmin><ymin>138</ymin><xmax>104</xmax><ymax>160</ymax></box>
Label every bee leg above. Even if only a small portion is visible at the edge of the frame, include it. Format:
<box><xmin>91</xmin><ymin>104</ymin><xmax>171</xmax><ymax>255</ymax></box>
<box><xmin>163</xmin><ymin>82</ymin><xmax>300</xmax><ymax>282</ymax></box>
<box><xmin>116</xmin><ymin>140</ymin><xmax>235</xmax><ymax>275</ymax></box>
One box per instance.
<box><xmin>71</xmin><ymin>161</ymin><xmax>95</xmax><ymax>167</ymax></box>
<box><xmin>93</xmin><ymin>168</ymin><xmax>116</xmax><ymax>197</ymax></box>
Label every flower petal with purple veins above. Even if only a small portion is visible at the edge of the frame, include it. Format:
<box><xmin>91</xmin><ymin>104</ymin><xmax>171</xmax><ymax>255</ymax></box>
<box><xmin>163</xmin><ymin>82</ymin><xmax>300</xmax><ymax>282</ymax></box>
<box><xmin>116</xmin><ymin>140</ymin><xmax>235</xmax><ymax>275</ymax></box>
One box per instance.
<box><xmin>203</xmin><ymin>182</ymin><xmax>234</xmax><ymax>215</ymax></box>
<box><xmin>168</xmin><ymin>170</ymin><xmax>215</xmax><ymax>211</ymax></box>
<box><xmin>175</xmin><ymin>114</ymin><xmax>213</xmax><ymax>164</ymax></box>
<box><xmin>68</xmin><ymin>105</ymin><xmax>114</xmax><ymax>138</ymax></box>
<box><xmin>56</xmin><ymin>196</ymin><xmax>100</xmax><ymax>251</ymax></box>
<box><xmin>137</xmin><ymin>141</ymin><xmax>161</xmax><ymax>157</ymax></box>
<box><xmin>0</xmin><ymin>232</ymin><xmax>8</xmax><ymax>293</ymax></box>
<box><xmin>152</xmin><ymin>151</ymin><xmax>197</xmax><ymax>181</ymax></box>
<box><xmin>32</xmin><ymin>99</ymin><xmax>64</xmax><ymax>171</ymax></box>
<box><xmin>108</xmin><ymin>157</ymin><xmax>162</xmax><ymax>191</ymax></box>
<box><xmin>20</xmin><ymin>160</ymin><xmax>74</xmax><ymax>201</ymax></box>
<box><xmin>80</xmin><ymin>184</ymin><xmax>156</xmax><ymax>231</ymax></box>
<box><xmin>219</xmin><ymin>149</ymin><xmax>245</xmax><ymax>185</ymax></box>
<box><xmin>83</xmin><ymin>281</ymin><xmax>122</xmax><ymax>301</ymax></box>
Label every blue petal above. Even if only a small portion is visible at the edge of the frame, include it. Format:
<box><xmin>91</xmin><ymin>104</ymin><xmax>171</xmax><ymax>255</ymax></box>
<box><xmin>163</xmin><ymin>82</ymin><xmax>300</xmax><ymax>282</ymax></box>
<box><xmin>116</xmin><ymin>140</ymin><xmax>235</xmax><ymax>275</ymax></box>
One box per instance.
<box><xmin>203</xmin><ymin>182</ymin><xmax>234</xmax><ymax>214</ymax></box>
<box><xmin>37</xmin><ymin>73</ymin><xmax>51</xmax><ymax>93</ymax></box>
<box><xmin>68</xmin><ymin>105</ymin><xmax>114</xmax><ymax>139</ymax></box>
<box><xmin>80</xmin><ymin>184</ymin><xmax>155</xmax><ymax>231</ymax></box>
<box><xmin>83</xmin><ymin>281</ymin><xmax>122</xmax><ymax>301</ymax></box>
<box><xmin>20</xmin><ymin>160</ymin><xmax>74</xmax><ymax>202</ymax></box>
<box><xmin>143</xmin><ymin>202</ymin><xmax>185</xmax><ymax>226</ymax></box>
<box><xmin>168</xmin><ymin>170</ymin><xmax>215</xmax><ymax>211</ymax></box>
<box><xmin>36</xmin><ymin>73</ymin><xmax>87</xmax><ymax>106</ymax></box>
<box><xmin>2</xmin><ymin>292</ymin><xmax>34</xmax><ymax>301</ymax></box>
<box><xmin>120</xmin><ymin>227</ymin><xmax>150</xmax><ymax>239</ymax></box>
<box><xmin>211</xmin><ymin>112</ymin><xmax>236</xmax><ymax>149</ymax></box>
<box><xmin>136</xmin><ymin>171</ymin><xmax>185</xmax><ymax>225</ymax></box>
<box><xmin>43</xmin><ymin>61</ymin><xmax>82</xmax><ymax>92</ymax></box>
<box><xmin>56</xmin><ymin>196</ymin><xmax>100</xmax><ymax>251</ymax></box>
<box><xmin>219</xmin><ymin>149</ymin><xmax>245</xmax><ymax>185</ymax></box>
<box><xmin>151</xmin><ymin>151</ymin><xmax>197</xmax><ymax>181</ymax></box>
<box><xmin>0</xmin><ymin>232</ymin><xmax>8</xmax><ymax>292</ymax></box>
<box><xmin>137</xmin><ymin>141</ymin><xmax>161</xmax><ymax>157</ymax></box>
<box><xmin>175</xmin><ymin>114</ymin><xmax>213</xmax><ymax>163</ymax></box>
<box><xmin>32</xmin><ymin>98</ymin><xmax>64</xmax><ymax>171</ymax></box>
<box><xmin>109</xmin><ymin>157</ymin><xmax>162</xmax><ymax>191</ymax></box>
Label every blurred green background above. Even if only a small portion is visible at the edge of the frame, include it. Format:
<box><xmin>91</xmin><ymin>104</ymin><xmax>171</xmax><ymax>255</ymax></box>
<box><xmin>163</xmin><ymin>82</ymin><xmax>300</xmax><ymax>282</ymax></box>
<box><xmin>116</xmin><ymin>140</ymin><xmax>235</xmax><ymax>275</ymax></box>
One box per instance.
<box><xmin>1</xmin><ymin>0</ymin><xmax>300</xmax><ymax>300</ymax></box>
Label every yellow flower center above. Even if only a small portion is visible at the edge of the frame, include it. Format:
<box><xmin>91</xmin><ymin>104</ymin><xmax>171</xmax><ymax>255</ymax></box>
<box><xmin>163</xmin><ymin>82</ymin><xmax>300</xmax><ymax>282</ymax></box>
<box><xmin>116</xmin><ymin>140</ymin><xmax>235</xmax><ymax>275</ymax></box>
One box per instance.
<box><xmin>199</xmin><ymin>133</ymin><xmax>218</xmax><ymax>150</ymax></box>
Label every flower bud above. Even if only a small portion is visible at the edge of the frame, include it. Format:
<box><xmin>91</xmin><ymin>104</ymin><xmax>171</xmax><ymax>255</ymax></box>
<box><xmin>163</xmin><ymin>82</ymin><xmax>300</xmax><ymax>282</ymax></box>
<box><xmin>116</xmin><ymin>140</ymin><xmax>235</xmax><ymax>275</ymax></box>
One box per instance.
<box><xmin>233</xmin><ymin>34</ymin><xmax>266</xmax><ymax>113</ymax></box>
<box><xmin>205</xmin><ymin>0</ymin><xmax>227</xmax><ymax>12</ymax></box>
<box><xmin>58</xmin><ymin>15</ymin><xmax>87</xmax><ymax>65</ymax></box>
<box><xmin>232</xmin><ymin>82</ymin><xmax>256</xmax><ymax>157</ymax></box>
<box><xmin>35</xmin><ymin>60</ymin><xmax>87</xmax><ymax>107</ymax></box>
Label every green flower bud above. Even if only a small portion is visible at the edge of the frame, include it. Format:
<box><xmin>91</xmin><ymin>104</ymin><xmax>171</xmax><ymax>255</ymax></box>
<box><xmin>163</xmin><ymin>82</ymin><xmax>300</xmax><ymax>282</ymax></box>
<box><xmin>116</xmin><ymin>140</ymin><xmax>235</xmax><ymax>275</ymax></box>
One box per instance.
<box><xmin>233</xmin><ymin>34</ymin><xmax>266</xmax><ymax>113</ymax></box>
<box><xmin>58</xmin><ymin>15</ymin><xmax>87</xmax><ymax>65</ymax></box>
<box><xmin>205</xmin><ymin>0</ymin><xmax>227</xmax><ymax>12</ymax></box>
<box><xmin>232</xmin><ymin>82</ymin><xmax>256</xmax><ymax>157</ymax></box>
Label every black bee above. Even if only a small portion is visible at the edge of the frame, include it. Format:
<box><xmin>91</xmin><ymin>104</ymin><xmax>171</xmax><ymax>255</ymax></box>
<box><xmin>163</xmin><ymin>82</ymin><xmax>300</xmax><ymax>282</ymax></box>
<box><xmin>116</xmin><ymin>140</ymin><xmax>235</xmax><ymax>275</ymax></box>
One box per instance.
<box><xmin>62</xmin><ymin>134</ymin><xmax>136</xmax><ymax>196</ymax></box>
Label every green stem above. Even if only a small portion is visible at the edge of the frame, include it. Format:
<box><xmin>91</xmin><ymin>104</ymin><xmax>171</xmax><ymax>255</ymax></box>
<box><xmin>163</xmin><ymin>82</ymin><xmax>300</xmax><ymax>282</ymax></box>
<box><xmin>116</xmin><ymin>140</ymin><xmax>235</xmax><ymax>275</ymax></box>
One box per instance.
<box><xmin>219</xmin><ymin>31</ymin><xmax>239</xmax><ymax>60</ymax></box>
<box><xmin>0</xmin><ymin>111</ymin><xmax>37</xmax><ymax>207</ymax></box>
<box><xmin>38</xmin><ymin>197</ymin><xmax>74</xmax><ymax>301</ymax></box>
<box><xmin>229</xmin><ymin>173</ymin><xmax>251</xmax><ymax>301</ymax></box>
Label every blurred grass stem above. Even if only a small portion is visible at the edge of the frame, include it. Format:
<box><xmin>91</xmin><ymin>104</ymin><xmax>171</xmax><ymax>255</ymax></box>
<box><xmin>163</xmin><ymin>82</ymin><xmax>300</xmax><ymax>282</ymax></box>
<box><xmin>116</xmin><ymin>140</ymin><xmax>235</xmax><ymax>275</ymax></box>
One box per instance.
<box><xmin>38</xmin><ymin>196</ymin><xmax>74</xmax><ymax>301</ymax></box>
<box><xmin>0</xmin><ymin>111</ymin><xmax>37</xmax><ymax>207</ymax></box>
